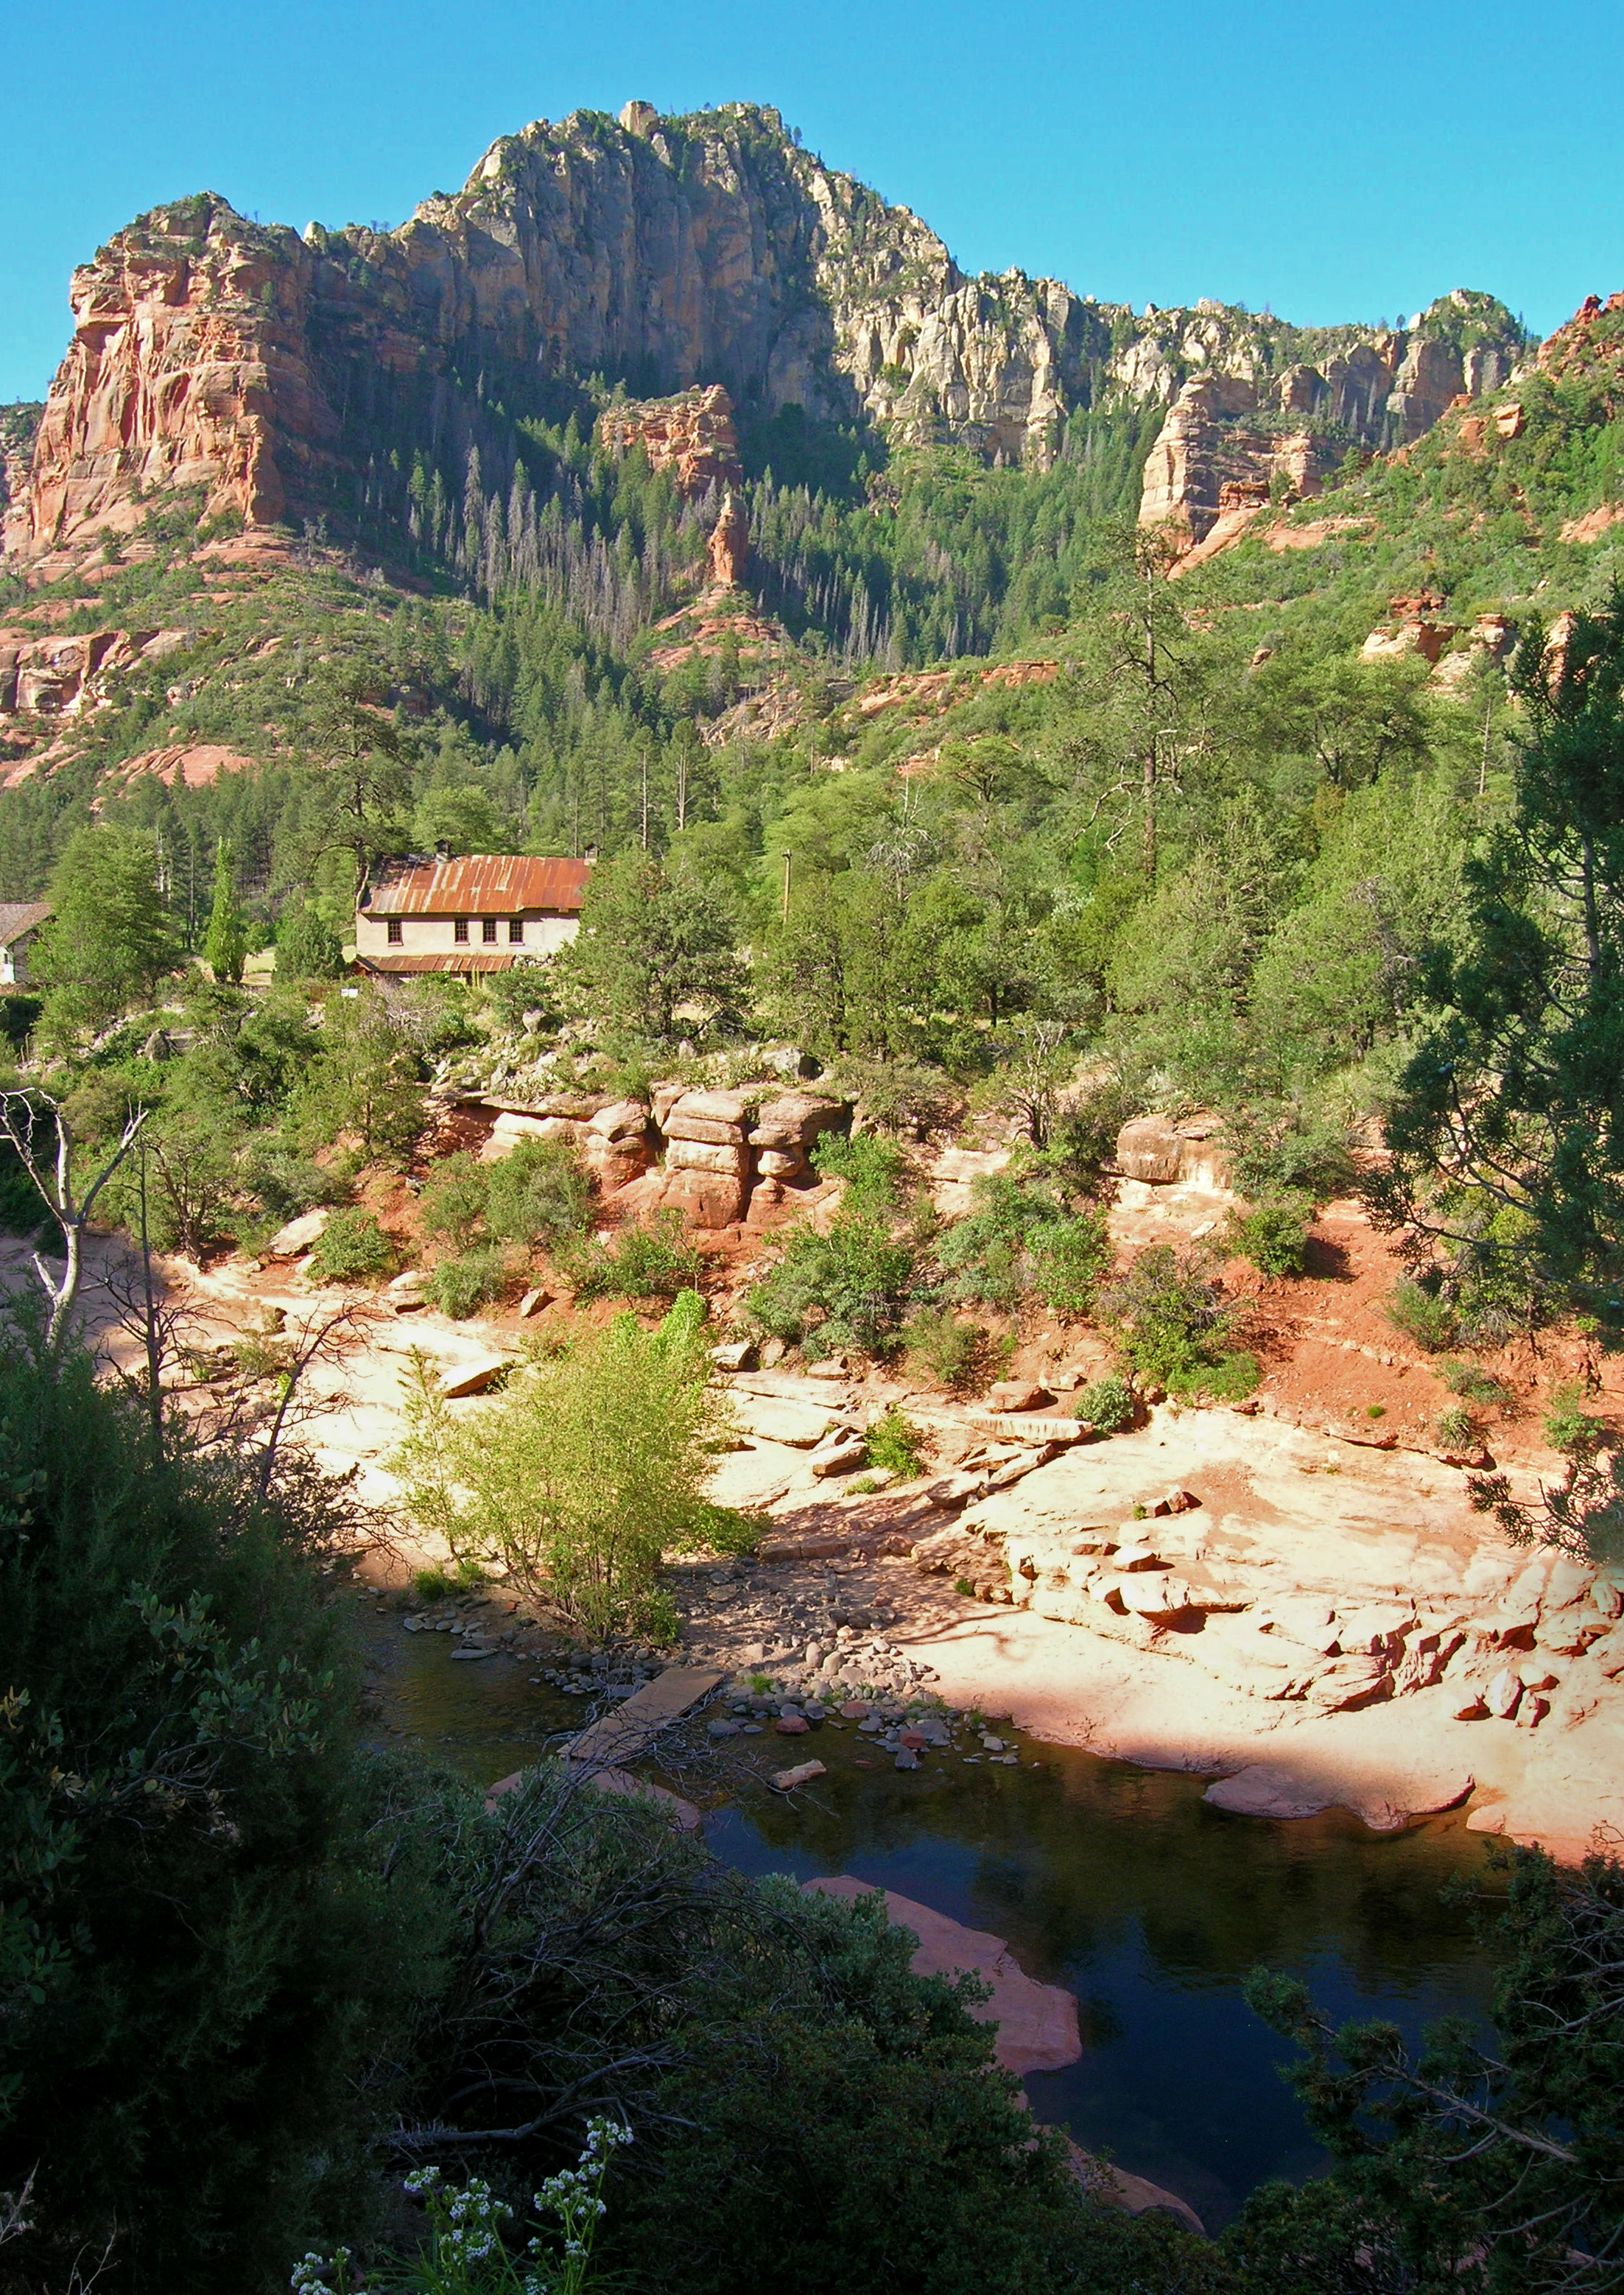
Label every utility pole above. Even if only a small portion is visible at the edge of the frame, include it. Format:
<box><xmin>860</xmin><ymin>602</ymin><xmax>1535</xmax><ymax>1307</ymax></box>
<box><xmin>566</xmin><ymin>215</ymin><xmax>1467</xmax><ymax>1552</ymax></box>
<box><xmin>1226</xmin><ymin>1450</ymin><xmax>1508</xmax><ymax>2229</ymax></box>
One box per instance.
<box><xmin>1143</xmin><ymin>547</ymin><xmax>1159</xmax><ymax>887</ymax></box>
<box><xmin>675</xmin><ymin>739</ymin><xmax>688</xmax><ymax>834</ymax></box>
<box><xmin>639</xmin><ymin>744</ymin><xmax>650</xmax><ymax>850</ymax></box>
<box><xmin>1478</xmin><ymin>697</ymin><xmax>1492</xmax><ymax>804</ymax></box>
<box><xmin>781</xmin><ymin>849</ymin><xmax>792</xmax><ymax>926</ymax></box>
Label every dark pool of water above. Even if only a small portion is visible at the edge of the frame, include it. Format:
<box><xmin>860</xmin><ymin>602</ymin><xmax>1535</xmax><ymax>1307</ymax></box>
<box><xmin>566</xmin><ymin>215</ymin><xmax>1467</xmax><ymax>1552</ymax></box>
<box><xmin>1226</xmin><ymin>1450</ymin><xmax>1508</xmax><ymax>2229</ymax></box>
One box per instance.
<box><xmin>356</xmin><ymin>1606</ymin><xmax>1498</xmax><ymax>2230</ymax></box>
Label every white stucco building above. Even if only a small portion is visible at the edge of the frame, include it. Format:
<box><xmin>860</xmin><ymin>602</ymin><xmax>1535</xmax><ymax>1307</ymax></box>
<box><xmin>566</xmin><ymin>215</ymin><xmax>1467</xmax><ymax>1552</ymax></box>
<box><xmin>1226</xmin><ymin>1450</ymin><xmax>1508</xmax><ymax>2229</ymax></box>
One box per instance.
<box><xmin>354</xmin><ymin>855</ymin><xmax>590</xmax><ymax>977</ymax></box>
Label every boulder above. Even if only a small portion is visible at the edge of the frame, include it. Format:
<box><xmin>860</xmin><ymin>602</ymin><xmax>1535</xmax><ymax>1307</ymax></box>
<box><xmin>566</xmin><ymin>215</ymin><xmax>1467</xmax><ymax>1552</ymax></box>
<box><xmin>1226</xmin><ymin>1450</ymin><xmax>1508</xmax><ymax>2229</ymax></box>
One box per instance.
<box><xmin>748</xmin><ymin>1093</ymin><xmax>846</xmax><ymax>1149</ymax></box>
<box><xmin>988</xmin><ymin>1380</ymin><xmax>1050</xmax><ymax>1412</ymax></box>
<box><xmin>809</xmin><ymin>1435</ymin><xmax>868</xmax><ymax>1477</ymax></box>
<box><xmin>666</xmin><ymin>1137</ymin><xmax>750</xmax><ymax>1177</ymax></box>
<box><xmin>660</xmin><ymin>1169</ymin><xmax>744</xmax><ymax>1229</ymax></box>
<box><xmin>437</xmin><ymin>1352</ymin><xmax>513</xmax><ymax>1399</ymax></box>
<box><xmin>664</xmin><ymin>1114</ymin><xmax>748</xmax><ymax>1147</ymax></box>
<box><xmin>1306</xmin><ymin>1655</ymin><xmax>1393</xmax><ymax>1712</ymax></box>
<box><xmin>588</xmin><ymin>1098</ymin><xmax>648</xmax><ymax>1141</ymax></box>
<box><xmin>755</xmin><ymin>1147</ymin><xmax>807</xmax><ymax>1179</ymax></box>
<box><xmin>710</xmin><ymin>1339</ymin><xmax>756</xmax><ymax>1372</ymax></box>
<box><xmin>667</xmin><ymin>1088</ymin><xmax>751</xmax><ymax>1133</ymax></box>
<box><xmin>268</xmin><ymin>1207</ymin><xmax>330</xmax><ymax>1257</ymax></box>
<box><xmin>1485</xmin><ymin>1667</ymin><xmax>1524</xmax><ymax>1720</ymax></box>
<box><xmin>735</xmin><ymin>1394</ymin><xmax>843</xmax><ymax>1447</ymax></box>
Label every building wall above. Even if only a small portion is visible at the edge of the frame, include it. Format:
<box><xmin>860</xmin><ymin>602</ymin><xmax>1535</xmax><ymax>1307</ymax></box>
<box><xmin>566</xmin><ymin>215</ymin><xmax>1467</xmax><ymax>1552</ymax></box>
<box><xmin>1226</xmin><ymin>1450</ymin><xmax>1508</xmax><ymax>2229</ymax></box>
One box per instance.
<box><xmin>0</xmin><ymin>930</ymin><xmax>38</xmax><ymax>985</ymax></box>
<box><xmin>353</xmin><ymin>910</ymin><xmax>580</xmax><ymax>962</ymax></box>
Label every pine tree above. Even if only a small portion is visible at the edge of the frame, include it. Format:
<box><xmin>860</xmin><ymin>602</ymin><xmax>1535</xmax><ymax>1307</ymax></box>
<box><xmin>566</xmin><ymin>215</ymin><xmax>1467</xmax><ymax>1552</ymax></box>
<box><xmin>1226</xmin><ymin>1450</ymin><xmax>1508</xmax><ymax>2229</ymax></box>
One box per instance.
<box><xmin>203</xmin><ymin>838</ymin><xmax>247</xmax><ymax>984</ymax></box>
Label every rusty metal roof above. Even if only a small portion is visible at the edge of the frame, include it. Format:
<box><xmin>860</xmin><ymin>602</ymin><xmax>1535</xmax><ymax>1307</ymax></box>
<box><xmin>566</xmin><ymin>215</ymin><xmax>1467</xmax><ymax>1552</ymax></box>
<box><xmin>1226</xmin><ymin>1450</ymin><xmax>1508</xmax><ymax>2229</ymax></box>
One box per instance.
<box><xmin>0</xmin><ymin>902</ymin><xmax>51</xmax><ymax>947</ymax></box>
<box><xmin>365</xmin><ymin>856</ymin><xmax>590</xmax><ymax>916</ymax></box>
<box><xmin>356</xmin><ymin>950</ymin><xmax>546</xmax><ymax>976</ymax></box>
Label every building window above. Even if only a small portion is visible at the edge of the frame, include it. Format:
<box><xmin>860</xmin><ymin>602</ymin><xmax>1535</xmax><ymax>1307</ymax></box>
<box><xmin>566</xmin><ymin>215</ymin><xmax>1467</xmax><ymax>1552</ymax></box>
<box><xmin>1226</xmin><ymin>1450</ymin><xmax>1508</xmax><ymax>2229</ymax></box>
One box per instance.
<box><xmin>453</xmin><ymin>918</ymin><xmax>469</xmax><ymax>944</ymax></box>
<box><xmin>508</xmin><ymin>918</ymin><xmax>524</xmax><ymax>943</ymax></box>
<box><xmin>386</xmin><ymin>919</ymin><xmax>403</xmax><ymax>945</ymax></box>
<box><xmin>482</xmin><ymin>918</ymin><xmax>498</xmax><ymax>943</ymax></box>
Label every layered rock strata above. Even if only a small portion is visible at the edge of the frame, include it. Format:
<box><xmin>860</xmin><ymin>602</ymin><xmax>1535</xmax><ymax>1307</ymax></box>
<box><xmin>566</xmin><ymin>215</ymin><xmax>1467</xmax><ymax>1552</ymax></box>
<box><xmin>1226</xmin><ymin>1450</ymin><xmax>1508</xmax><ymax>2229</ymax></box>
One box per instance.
<box><xmin>5</xmin><ymin>106</ymin><xmax>1532</xmax><ymax>562</ymax></box>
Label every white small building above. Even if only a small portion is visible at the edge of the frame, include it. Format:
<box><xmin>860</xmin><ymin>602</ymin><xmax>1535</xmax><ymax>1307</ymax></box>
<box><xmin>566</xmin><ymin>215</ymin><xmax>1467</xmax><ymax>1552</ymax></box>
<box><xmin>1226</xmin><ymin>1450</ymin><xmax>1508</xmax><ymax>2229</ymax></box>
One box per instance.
<box><xmin>0</xmin><ymin>902</ymin><xmax>52</xmax><ymax>986</ymax></box>
<box><xmin>354</xmin><ymin>855</ymin><xmax>590</xmax><ymax>977</ymax></box>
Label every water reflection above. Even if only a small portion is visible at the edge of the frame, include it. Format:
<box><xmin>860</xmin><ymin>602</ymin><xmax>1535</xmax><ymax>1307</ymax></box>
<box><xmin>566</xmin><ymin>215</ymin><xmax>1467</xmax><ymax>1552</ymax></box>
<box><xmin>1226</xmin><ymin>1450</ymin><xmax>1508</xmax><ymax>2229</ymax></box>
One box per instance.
<box><xmin>357</xmin><ymin>1604</ymin><xmax>1497</xmax><ymax>2229</ymax></box>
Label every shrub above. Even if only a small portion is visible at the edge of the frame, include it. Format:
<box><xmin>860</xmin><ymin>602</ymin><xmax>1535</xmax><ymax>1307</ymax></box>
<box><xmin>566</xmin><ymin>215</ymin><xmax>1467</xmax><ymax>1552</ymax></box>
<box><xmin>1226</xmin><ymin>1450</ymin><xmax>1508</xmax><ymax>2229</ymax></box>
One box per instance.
<box><xmin>1074</xmin><ymin>1373</ymin><xmax>1136</xmax><ymax>1433</ymax></box>
<box><xmin>1098</xmin><ymin>1245</ymin><xmax>1259</xmax><ymax>1403</ymax></box>
<box><xmin>1223</xmin><ymin>1103</ymin><xmax>1357</xmax><ymax>1202</ymax></box>
<box><xmin>425</xmin><ymin>1245</ymin><xmax>513</xmax><ymax>1318</ymax></box>
<box><xmin>1443</xmin><ymin>1357</ymin><xmax>1513</xmax><ymax>1410</ymax></box>
<box><xmin>1543</xmin><ymin>1379</ymin><xmax>1609</xmax><ymax>1457</ymax></box>
<box><xmin>1227</xmin><ymin>1192</ymin><xmax>1315</xmax><ymax>1278</ymax></box>
<box><xmin>419</xmin><ymin>1149</ymin><xmax>491</xmax><ymax>1249</ymax></box>
<box><xmin>0</xmin><ymin>1341</ymin><xmax>425</xmax><ymax>2291</ymax></box>
<box><xmin>903</xmin><ymin>1307</ymin><xmax>999</xmax><ymax>1393</ymax></box>
<box><xmin>1435</xmin><ymin>1403</ymin><xmax>1481</xmax><ymax>1451</ymax></box>
<box><xmin>1388</xmin><ymin>1276</ymin><xmax>1458</xmax><ymax>1351</ymax></box>
<box><xmin>569</xmin><ymin>1208</ymin><xmax>704</xmax><ymax>1302</ymax></box>
<box><xmin>410</xmin><ymin>1558</ymin><xmax>485</xmax><ymax>1603</ymax></box>
<box><xmin>865</xmin><ymin>1403</ymin><xmax>927</xmax><ymax>1480</ymax></box>
<box><xmin>485</xmin><ymin>1136</ymin><xmax>594</xmax><ymax>1248</ymax></box>
<box><xmin>394</xmin><ymin>1291</ymin><xmax>723</xmax><ymax>1639</ymax></box>
<box><xmin>275</xmin><ymin>901</ymin><xmax>346</xmax><ymax>981</ymax></box>
<box><xmin>937</xmin><ymin>1173</ymin><xmax>1111</xmax><ymax>1318</ymax></box>
<box><xmin>306</xmin><ymin>1208</ymin><xmax>397</xmax><ymax>1284</ymax></box>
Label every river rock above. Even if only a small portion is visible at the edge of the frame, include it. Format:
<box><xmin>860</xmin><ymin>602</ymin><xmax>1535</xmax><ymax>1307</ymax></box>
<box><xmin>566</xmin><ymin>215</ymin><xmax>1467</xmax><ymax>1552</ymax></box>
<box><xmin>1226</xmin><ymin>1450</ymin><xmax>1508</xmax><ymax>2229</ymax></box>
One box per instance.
<box><xmin>773</xmin><ymin>1760</ymin><xmax>826</xmax><ymax>1790</ymax></box>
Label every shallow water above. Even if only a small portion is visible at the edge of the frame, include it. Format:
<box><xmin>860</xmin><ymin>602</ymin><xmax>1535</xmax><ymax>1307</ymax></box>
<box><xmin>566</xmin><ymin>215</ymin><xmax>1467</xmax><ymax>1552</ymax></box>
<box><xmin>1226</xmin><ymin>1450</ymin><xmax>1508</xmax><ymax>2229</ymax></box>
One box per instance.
<box><xmin>357</xmin><ymin>1606</ymin><xmax>1498</xmax><ymax>2229</ymax></box>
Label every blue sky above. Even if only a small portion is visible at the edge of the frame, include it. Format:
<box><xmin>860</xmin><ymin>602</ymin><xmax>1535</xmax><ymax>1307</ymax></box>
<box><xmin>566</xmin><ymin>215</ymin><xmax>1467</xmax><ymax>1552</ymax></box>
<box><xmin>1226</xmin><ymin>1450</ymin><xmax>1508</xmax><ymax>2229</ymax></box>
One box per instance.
<box><xmin>3</xmin><ymin>0</ymin><xmax>1617</xmax><ymax>401</ymax></box>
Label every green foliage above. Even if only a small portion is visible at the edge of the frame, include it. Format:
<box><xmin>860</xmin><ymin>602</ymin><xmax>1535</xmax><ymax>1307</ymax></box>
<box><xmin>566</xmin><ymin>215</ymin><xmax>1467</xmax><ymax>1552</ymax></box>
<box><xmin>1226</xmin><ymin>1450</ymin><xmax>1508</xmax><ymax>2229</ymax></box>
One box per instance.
<box><xmin>1382</xmin><ymin>591</ymin><xmax>1624</xmax><ymax>1323</ymax></box>
<box><xmin>1435</xmin><ymin>1403</ymin><xmax>1481</xmax><ymax>1451</ymax></box>
<box><xmin>0</xmin><ymin>1340</ymin><xmax>427</xmax><ymax>2292</ymax></box>
<box><xmin>291</xmin><ymin>989</ymin><xmax>426</xmax><ymax>1167</ymax></box>
<box><xmin>1223</xmin><ymin>1105</ymin><xmax>1357</xmax><ymax>1203</ymax></box>
<box><xmin>394</xmin><ymin>1292</ymin><xmax>720</xmax><ymax>1638</ymax></box>
<box><xmin>409</xmin><ymin>1557</ymin><xmax>485</xmax><ymax>1603</ymax></box>
<box><xmin>306</xmin><ymin>1209</ymin><xmax>397</xmax><ymax>1285</ymax></box>
<box><xmin>1544</xmin><ymin>1379</ymin><xmax>1609</xmax><ymax>1457</ymax></box>
<box><xmin>566</xmin><ymin>1208</ymin><xmax>703</xmax><ymax>1302</ymax></box>
<box><xmin>1229</xmin><ymin>1846</ymin><xmax>1624</xmax><ymax>2295</ymax></box>
<box><xmin>902</xmin><ymin>1307</ymin><xmax>999</xmax><ymax>1393</ymax></box>
<box><xmin>935</xmin><ymin>1173</ymin><xmax>1111</xmax><ymax>1318</ymax></box>
<box><xmin>1074</xmin><ymin>1373</ymin><xmax>1136</xmax><ymax>1433</ymax></box>
<box><xmin>421</xmin><ymin>1140</ymin><xmax>593</xmax><ymax>1259</ymax></box>
<box><xmin>747</xmin><ymin>1146</ymin><xmax>923</xmax><ymax>1360</ymax></box>
<box><xmin>202</xmin><ymin>838</ymin><xmax>247</xmax><ymax>984</ymax></box>
<box><xmin>33</xmin><ymin>826</ymin><xmax>178</xmax><ymax>1039</ymax></box>
<box><xmin>276</xmin><ymin>902</ymin><xmax>347</xmax><ymax>982</ymax></box>
<box><xmin>1227</xmin><ymin>1192</ymin><xmax>1315</xmax><ymax>1278</ymax></box>
<box><xmin>1442</xmin><ymin>1357</ymin><xmax>1513</xmax><ymax>1409</ymax></box>
<box><xmin>558</xmin><ymin>851</ymin><xmax>742</xmax><ymax>1045</ymax></box>
<box><xmin>1099</xmin><ymin>1245</ymin><xmax>1259</xmax><ymax>1402</ymax></box>
<box><xmin>865</xmin><ymin>1403</ymin><xmax>927</xmax><ymax>1480</ymax></box>
<box><xmin>424</xmin><ymin>1245</ymin><xmax>513</xmax><ymax>1319</ymax></box>
<box><xmin>1386</xmin><ymin>1276</ymin><xmax>1459</xmax><ymax>1352</ymax></box>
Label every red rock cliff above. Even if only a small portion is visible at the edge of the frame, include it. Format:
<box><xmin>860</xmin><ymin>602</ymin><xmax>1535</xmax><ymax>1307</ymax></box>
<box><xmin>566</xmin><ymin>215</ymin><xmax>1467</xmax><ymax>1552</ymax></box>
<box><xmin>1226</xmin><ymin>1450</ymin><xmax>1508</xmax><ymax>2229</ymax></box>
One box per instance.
<box><xmin>6</xmin><ymin>194</ymin><xmax>342</xmax><ymax>558</ymax></box>
<box><xmin>597</xmin><ymin>384</ymin><xmax>743</xmax><ymax>500</ymax></box>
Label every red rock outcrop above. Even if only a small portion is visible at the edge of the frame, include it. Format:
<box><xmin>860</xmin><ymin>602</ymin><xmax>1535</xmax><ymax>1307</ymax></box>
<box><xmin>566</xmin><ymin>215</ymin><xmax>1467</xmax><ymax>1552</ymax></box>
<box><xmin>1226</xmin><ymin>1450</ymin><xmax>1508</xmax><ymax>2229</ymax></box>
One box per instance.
<box><xmin>0</xmin><ymin>625</ymin><xmax>195</xmax><ymax>716</ymax></box>
<box><xmin>707</xmin><ymin>487</ymin><xmax>750</xmax><ymax>586</ymax></box>
<box><xmin>597</xmin><ymin>384</ymin><xmax>743</xmax><ymax>501</ymax></box>
<box><xmin>5</xmin><ymin>194</ymin><xmax>342</xmax><ymax>558</ymax></box>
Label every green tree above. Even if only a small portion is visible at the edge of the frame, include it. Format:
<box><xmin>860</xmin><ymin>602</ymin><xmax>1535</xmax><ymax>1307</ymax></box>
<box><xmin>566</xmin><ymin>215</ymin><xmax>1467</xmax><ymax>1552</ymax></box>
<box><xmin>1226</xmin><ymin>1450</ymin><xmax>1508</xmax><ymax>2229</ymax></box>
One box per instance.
<box><xmin>0</xmin><ymin>1340</ymin><xmax>429</xmax><ymax>2291</ymax></box>
<box><xmin>202</xmin><ymin>838</ymin><xmax>247</xmax><ymax>985</ymax></box>
<box><xmin>395</xmin><ymin>1291</ymin><xmax>725</xmax><ymax>1639</ymax></box>
<box><xmin>558</xmin><ymin>851</ymin><xmax>743</xmax><ymax>1044</ymax></box>
<box><xmin>275</xmin><ymin>902</ymin><xmax>348</xmax><ymax>982</ymax></box>
<box><xmin>298</xmin><ymin>661</ymin><xmax>412</xmax><ymax>900</ymax></box>
<box><xmin>1382</xmin><ymin>594</ymin><xmax>1624</xmax><ymax>1321</ymax></box>
<box><xmin>33</xmin><ymin>826</ymin><xmax>178</xmax><ymax>1037</ymax></box>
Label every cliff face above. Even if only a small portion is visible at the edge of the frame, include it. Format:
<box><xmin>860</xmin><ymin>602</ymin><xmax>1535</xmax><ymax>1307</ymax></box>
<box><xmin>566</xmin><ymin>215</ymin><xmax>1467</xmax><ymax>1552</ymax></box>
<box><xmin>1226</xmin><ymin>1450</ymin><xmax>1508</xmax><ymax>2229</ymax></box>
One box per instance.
<box><xmin>597</xmin><ymin>383</ymin><xmax>744</xmax><ymax>500</ymax></box>
<box><xmin>2</xmin><ymin>102</ymin><xmax>1533</xmax><ymax>561</ymax></box>
<box><xmin>1136</xmin><ymin>292</ymin><xmax>1526</xmax><ymax>540</ymax></box>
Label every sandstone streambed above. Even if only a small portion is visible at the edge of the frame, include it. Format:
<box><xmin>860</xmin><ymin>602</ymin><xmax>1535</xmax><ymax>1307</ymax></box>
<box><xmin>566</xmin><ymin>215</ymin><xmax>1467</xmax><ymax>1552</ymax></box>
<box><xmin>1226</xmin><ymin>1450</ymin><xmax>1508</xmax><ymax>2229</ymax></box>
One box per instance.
<box><xmin>356</xmin><ymin>1595</ymin><xmax>1497</xmax><ymax>2232</ymax></box>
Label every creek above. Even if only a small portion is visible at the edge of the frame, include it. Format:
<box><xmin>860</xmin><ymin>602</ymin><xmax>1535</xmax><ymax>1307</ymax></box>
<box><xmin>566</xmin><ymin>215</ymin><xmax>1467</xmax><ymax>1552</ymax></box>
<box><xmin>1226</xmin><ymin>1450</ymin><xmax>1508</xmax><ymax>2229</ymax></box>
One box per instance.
<box><xmin>356</xmin><ymin>1603</ymin><xmax>1497</xmax><ymax>2231</ymax></box>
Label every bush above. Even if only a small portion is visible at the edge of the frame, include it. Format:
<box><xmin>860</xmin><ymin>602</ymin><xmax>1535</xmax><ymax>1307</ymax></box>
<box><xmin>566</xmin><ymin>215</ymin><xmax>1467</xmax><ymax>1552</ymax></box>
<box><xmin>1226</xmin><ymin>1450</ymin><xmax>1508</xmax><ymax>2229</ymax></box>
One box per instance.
<box><xmin>1543</xmin><ymin>1379</ymin><xmax>1609</xmax><ymax>1457</ymax></box>
<box><xmin>425</xmin><ymin>1245</ymin><xmax>513</xmax><ymax>1318</ymax></box>
<box><xmin>749</xmin><ymin>1139</ymin><xmax>923</xmax><ymax>1360</ymax></box>
<box><xmin>1435</xmin><ymin>1403</ymin><xmax>1482</xmax><ymax>1451</ymax></box>
<box><xmin>903</xmin><ymin>1307</ymin><xmax>999</xmax><ymax>1393</ymax></box>
<box><xmin>306</xmin><ymin>1208</ymin><xmax>397</xmax><ymax>1284</ymax></box>
<box><xmin>395</xmin><ymin>1291</ymin><xmax>723</xmax><ymax>1639</ymax></box>
<box><xmin>419</xmin><ymin>1150</ymin><xmax>491</xmax><ymax>1250</ymax></box>
<box><xmin>568</xmin><ymin>1208</ymin><xmax>704</xmax><ymax>1302</ymax></box>
<box><xmin>1098</xmin><ymin>1245</ymin><xmax>1259</xmax><ymax>1403</ymax></box>
<box><xmin>275</xmin><ymin>902</ymin><xmax>346</xmax><ymax>981</ymax></box>
<box><xmin>865</xmin><ymin>1403</ymin><xmax>927</xmax><ymax>1479</ymax></box>
<box><xmin>1074</xmin><ymin>1373</ymin><xmax>1136</xmax><ymax>1433</ymax></box>
<box><xmin>1227</xmin><ymin>1192</ymin><xmax>1315</xmax><ymax>1277</ymax></box>
<box><xmin>1443</xmin><ymin>1357</ymin><xmax>1513</xmax><ymax>1410</ymax></box>
<box><xmin>936</xmin><ymin>1173</ymin><xmax>1111</xmax><ymax>1318</ymax></box>
<box><xmin>1388</xmin><ymin>1276</ymin><xmax>1458</xmax><ymax>1351</ymax></box>
<box><xmin>485</xmin><ymin>1136</ymin><xmax>594</xmax><ymax>1248</ymax></box>
<box><xmin>1224</xmin><ymin>1103</ymin><xmax>1357</xmax><ymax>1203</ymax></box>
<box><xmin>0</xmin><ymin>1340</ymin><xmax>426</xmax><ymax>2292</ymax></box>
